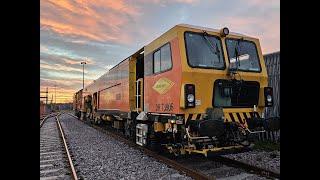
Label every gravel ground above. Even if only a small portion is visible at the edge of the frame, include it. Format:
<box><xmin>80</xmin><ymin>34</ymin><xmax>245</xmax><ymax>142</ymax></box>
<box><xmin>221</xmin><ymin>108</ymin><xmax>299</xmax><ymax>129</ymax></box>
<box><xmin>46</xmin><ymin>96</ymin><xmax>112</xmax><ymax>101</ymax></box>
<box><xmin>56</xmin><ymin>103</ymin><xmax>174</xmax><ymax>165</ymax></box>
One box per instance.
<box><xmin>177</xmin><ymin>155</ymin><xmax>269</xmax><ymax>180</ymax></box>
<box><xmin>222</xmin><ymin>150</ymin><xmax>280</xmax><ymax>174</ymax></box>
<box><xmin>59</xmin><ymin>114</ymin><xmax>193</xmax><ymax>180</ymax></box>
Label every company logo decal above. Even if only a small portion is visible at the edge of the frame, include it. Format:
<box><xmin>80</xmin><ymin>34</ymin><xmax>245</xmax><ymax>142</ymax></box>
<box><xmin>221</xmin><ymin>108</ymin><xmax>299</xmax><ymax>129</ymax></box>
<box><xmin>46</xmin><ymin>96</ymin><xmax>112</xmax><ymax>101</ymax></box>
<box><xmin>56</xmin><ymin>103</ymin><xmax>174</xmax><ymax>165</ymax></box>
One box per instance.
<box><xmin>152</xmin><ymin>78</ymin><xmax>174</xmax><ymax>94</ymax></box>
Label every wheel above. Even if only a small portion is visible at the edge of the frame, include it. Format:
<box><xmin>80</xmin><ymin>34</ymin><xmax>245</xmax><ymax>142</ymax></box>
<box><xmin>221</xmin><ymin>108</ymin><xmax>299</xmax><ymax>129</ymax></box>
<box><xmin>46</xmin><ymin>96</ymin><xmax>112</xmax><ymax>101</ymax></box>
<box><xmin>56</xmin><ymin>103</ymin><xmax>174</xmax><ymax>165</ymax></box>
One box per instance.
<box><xmin>124</xmin><ymin>119</ymin><xmax>131</xmax><ymax>138</ymax></box>
<box><xmin>93</xmin><ymin>117</ymin><xmax>97</xmax><ymax>124</ymax></box>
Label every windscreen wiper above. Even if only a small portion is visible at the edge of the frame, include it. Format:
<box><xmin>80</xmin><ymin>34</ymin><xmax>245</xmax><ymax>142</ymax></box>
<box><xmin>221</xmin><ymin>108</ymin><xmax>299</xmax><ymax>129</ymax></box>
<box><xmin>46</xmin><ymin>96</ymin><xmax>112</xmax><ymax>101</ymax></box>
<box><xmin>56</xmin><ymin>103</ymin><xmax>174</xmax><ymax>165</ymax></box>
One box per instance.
<box><xmin>202</xmin><ymin>31</ymin><xmax>221</xmax><ymax>63</ymax></box>
<box><xmin>232</xmin><ymin>39</ymin><xmax>242</xmax><ymax>71</ymax></box>
<box><xmin>235</xmin><ymin>43</ymin><xmax>240</xmax><ymax>67</ymax></box>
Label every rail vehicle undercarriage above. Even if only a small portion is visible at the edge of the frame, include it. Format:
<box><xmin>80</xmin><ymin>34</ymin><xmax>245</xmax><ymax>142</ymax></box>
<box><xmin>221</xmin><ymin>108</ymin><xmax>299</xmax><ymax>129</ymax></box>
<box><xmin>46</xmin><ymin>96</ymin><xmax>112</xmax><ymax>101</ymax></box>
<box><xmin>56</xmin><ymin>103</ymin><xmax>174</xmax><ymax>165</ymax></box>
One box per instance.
<box><xmin>134</xmin><ymin>109</ymin><xmax>278</xmax><ymax>157</ymax></box>
<box><xmin>78</xmin><ymin>105</ymin><xmax>279</xmax><ymax>157</ymax></box>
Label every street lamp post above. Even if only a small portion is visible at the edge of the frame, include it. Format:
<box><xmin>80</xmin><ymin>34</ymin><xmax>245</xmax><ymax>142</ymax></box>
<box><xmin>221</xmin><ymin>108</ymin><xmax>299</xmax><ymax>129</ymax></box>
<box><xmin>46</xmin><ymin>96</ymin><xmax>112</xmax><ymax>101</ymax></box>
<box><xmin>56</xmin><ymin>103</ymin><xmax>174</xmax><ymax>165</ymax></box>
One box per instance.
<box><xmin>54</xmin><ymin>84</ymin><xmax>56</xmax><ymax>109</ymax></box>
<box><xmin>81</xmin><ymin>61</ymin><xmax>87</xmax><ymax>90</ymax></box>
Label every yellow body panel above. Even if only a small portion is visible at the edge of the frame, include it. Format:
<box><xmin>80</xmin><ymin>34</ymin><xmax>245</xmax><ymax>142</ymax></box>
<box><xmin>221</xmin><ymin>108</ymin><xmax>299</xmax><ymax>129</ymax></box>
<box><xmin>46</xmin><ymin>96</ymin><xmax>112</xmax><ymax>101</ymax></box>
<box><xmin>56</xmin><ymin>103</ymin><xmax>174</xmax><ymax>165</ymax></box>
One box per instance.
<box><xmin>185</xmin><ymin>145</ymin><xmax>244</xmax><ymax>157</ymax></box>
<box><xmin>144</xmin><ymin>24</ymin><xmax>268</xmax><ymax>119</ymax></box>
<box><xmin>175</xmin><ymin>25</ymin><xmax>268</xmax><ymax>122</ymax></box>
<box><xmin>142</xmin><ymin>24</ymin><xmax>269</xmax><ymax>137</ymax></box>
<box><xmin>129</xmin><ymin>57</ymin><xmax>136</xmax><ymax>111</ymax></box>
<box><xmin>144</xmin><ymin>27</ymin><xmax>178</xmax><ymax>55</ymax></box>
<box><xmin>129</xmin><ymin>48</ymin><xmax>144</xmax><ymax>112</ymax></box>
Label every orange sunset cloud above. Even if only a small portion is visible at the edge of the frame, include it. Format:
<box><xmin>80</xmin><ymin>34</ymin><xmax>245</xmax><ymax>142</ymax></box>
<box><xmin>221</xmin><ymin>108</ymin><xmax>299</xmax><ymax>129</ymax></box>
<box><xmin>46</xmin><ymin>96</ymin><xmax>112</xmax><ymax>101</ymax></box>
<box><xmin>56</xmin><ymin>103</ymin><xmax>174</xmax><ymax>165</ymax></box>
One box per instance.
<box><xmin>41</xmin><ymin>0</ymin><xmax>279</xmax><ymax>103</ymax></box>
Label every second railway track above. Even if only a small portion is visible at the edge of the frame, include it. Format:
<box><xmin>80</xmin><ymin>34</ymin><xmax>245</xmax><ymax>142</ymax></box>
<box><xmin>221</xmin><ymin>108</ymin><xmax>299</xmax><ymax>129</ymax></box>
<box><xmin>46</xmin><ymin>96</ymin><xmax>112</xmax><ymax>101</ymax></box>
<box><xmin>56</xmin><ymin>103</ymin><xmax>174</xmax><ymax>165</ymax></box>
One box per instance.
<box><xmin>40</xmin><ymin>113</ymin><xmax>78</xmax><ymax>180</ymax></box>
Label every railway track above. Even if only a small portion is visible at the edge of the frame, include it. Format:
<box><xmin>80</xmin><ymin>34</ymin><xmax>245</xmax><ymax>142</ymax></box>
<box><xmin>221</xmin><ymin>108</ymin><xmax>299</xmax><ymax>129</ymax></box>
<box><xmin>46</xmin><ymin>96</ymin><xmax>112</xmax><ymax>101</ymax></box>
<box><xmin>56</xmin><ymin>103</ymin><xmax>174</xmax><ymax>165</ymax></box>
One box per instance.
<box><xmin>66</xmin><ymin>113</ymin><xmax>209</xmax><ymax>180</ymax></box>
<box><xmin>211</xmin><ymin>156</ymin><xmax>280</xmax><ymax>179</ymax></box>
<box><xmin>40</xmin><ymin>113</ymin><xmax>78</xmax><ymax>180</ymax></box>
<box><xmin>66</xmin><ymin>113</ymin><xmax>279</xmax><ymax>179</ymax></box>
<box><xmin>40</xmin><ymin>113</ymin><xmax>59</xmax><ymax>128</ymax></box>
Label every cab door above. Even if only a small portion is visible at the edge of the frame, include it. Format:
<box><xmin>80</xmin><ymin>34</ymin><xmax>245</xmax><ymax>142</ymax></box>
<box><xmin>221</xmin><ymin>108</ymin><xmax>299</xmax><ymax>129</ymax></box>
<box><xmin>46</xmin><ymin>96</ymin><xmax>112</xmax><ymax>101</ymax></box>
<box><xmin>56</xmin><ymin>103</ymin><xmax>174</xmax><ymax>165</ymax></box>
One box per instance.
<box><xmin>136</xmin><ymin>78</ymin><xmax>143</xmax><ymax>111</ymax></box>
<box><xmin>135</xmin><ymin>52</ymin><xmax>144</xmax><ymax>112</ymax></box>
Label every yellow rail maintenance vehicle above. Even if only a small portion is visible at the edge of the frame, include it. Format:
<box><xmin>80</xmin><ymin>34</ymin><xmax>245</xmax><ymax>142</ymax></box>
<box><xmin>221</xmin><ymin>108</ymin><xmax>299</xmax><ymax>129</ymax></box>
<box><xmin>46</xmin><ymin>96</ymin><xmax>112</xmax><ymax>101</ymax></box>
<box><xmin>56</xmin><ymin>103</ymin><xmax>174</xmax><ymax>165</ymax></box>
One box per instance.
<box><xmin>74</xmin><ymin>24</ymin><xmax>279</xmax><ymax>157</ymax></box>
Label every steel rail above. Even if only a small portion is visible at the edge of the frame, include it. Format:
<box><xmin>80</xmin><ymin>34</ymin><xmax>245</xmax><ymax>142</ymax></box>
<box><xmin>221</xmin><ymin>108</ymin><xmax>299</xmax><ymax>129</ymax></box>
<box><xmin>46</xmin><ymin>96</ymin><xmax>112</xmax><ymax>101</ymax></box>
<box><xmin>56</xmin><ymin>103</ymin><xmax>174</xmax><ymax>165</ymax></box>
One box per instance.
<box><xmin>210</xmin><ymin>156</ymin><xmax>280</xmax><ymax>179</ymax></box>
<box><xmin>56</xmin><ymin>113</ymin><xmax>78</xmax><ymax>180</ymax></box>
<box><xmin>66</xmin><ymin>113</ymin><xmax>212</xmax><ymax>180</ymax></box>
<box><xmin>66</xmin><ymin>112</ymin><xmax>280</xmax><ymax>179</ymax></box>
<box><xmin>40</xmin><ymin>116</ymin><xmax>47</xmax><ymax>128</ymax></box>
<box><xmin>40</xmin><ymin>113</ymin><xmax>56</xmax><ymax>128</ymax></box>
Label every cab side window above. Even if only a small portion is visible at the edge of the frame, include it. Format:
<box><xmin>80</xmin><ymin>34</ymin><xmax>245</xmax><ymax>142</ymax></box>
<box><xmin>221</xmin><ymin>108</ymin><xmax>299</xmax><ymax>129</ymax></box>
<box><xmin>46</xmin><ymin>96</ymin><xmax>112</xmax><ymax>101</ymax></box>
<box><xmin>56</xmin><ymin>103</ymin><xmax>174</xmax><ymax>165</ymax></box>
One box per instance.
<box><xmin>153</xmin><ymin>43</ymin><xmax>172</xmax><ymax>74</ymax></box>
<box><xmin>153</xmin><ymin>50</ymin><xmax>161</xmax><ymax>73</ymax></box>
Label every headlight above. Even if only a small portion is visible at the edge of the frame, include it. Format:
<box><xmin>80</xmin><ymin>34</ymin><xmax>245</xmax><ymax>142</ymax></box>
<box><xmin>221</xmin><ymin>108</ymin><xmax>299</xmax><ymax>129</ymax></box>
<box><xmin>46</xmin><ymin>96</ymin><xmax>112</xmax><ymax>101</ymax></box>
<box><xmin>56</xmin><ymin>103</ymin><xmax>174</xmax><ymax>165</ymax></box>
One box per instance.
<box><xmin>187</xmin><ymin>94</ymin><xmax>194</xmax><ymax>102</ymax></box>
<box><xmin>185</xmin><ymin>84</ymin><xmax>195</xmax><ymax>108</ymax></box>
<box><xmin>220</xmin><ymin>27</ymin><xmax>229</xmax><ymax>37</ymax></box>
<box><xmin>223</xmin><ymin>27</ymin><xmax>229</xmax><ymax>35</ymax></box>
<box><xmin>264</xmin><ymin>87</ymin><xmax>273</xmax><ymax>107</ymax></box>
<box><xmin>266</xmin><ymin>95</ymin><xmax>272</xmax><ymax>102</ymax></box>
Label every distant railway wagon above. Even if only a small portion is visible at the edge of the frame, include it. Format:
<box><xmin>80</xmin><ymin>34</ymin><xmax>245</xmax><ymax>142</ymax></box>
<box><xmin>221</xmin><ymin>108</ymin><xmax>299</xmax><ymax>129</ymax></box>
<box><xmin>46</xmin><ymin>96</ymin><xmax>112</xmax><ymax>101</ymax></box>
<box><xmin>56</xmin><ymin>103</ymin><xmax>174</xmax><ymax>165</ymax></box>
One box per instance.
<box><xmin>73</xmin><ymin>89</ymin><xmax>83</xmax><ymax>116</ymax></box>
<box><xmin>73</xmin><ymin>24</ymin><xmax>279</xmax><ymax>157</ymax></box>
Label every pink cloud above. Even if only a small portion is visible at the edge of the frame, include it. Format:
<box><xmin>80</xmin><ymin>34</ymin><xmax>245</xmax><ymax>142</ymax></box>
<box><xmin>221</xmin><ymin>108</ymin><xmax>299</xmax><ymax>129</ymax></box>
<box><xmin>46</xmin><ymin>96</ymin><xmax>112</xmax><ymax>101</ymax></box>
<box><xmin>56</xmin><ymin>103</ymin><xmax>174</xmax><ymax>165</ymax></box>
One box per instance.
<box><xmin>137</xmin><ymin>0</ymin><xmax>199</xmax><ymax>4</ymax></box>
<box><xmin>40</xmin><ymin>45</ymin><xmax>49</xmax><ymax>53</ymax></box>
<box><xmin>41</xmin><ymin>63</ymin><xmax>86</xmax><ymax>73</ymax></box>
<box><xmin>174</xmin><ymin>0</ymin><xmax>199</xmax><ymax>4</ymax></box>
<box><xmin>246</xmin><ymin>0</ymin><xmax>279</xmax><ymax>6</ymax></box>
<box><xmin>62</xmin><ymin>57</ymin><xmax>95</xmax><ymax>65</ymax></box>
<box><xmin>217</xmin><ymin>14</ymin><xmax>279</xmax><ymax>54</ymax></box>
<box><xmin>41</xmin><ymin>0</ymin><xmax>141</xmax><ymax>44</ymax></box>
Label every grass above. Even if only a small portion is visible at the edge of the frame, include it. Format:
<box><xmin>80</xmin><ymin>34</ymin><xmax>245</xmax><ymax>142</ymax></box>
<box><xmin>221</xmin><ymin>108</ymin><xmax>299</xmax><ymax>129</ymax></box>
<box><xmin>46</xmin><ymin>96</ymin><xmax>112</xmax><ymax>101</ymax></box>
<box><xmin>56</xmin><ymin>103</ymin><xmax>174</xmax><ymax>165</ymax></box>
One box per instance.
<box><xmin>253</xmin><ymin>141</ymin><xmax>280</xmax><ymax>151</ymax></box>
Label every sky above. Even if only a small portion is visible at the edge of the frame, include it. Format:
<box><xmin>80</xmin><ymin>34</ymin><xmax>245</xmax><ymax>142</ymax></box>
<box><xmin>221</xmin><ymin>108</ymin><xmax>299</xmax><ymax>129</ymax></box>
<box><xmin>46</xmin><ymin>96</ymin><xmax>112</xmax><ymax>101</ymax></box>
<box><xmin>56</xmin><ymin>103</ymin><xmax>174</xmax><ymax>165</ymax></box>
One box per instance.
<box><xmin>40</xmin><ymin>0</ymin><xmax>280</xmax><ymax>103</ymax></box>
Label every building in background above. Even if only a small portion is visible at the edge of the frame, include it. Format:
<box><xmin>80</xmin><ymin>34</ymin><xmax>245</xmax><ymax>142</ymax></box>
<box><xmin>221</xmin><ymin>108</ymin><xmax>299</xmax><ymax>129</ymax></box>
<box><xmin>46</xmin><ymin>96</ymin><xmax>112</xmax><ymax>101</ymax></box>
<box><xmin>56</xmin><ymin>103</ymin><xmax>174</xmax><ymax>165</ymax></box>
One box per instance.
<box><xmin>40</xmin><ymin>101</ymin><xmax>73</xmax><ymax>116</ymax></box>
<box><xmin>40</xmin><ymin>101</ymin><xmax>46</xmax><ymax>116</ymax></box>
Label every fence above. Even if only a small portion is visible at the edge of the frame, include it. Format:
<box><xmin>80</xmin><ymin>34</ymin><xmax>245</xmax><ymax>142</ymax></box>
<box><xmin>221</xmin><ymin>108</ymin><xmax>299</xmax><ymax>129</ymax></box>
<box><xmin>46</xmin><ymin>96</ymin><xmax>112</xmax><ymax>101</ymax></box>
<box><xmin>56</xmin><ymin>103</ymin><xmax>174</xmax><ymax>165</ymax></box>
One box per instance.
<box><xmin>257</xmin><ymin>51</ymin><xmax>280</xmax><ymax>142</ymax></box>
<box><xmin>264</xmin><ymin>51</ymin><xmax>280</xmax><ymax>119</ymax></box>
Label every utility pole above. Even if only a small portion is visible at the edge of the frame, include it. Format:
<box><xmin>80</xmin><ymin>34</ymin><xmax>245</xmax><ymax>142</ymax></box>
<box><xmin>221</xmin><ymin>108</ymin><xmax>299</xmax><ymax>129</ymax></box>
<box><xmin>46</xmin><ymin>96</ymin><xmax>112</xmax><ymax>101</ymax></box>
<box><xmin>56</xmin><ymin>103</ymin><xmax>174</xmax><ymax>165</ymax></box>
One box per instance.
<box><xmin>46</xmin><ymin>87</ymin><xmax>48</xmax><ymax>104</ymax></box>
<box><xmin>51</xmin><ymin>94</ymin><xmax>53</xmax><ymax>112</ymax></box>
<box><xmin>81</xmin><ymin>61</ymin><xmax>87</xmax><ymax>90</ymax></box>
<box><xmin>55</xmin><ymin>84</ymin><xmax>57</xmax><ymax>106</ymax></box>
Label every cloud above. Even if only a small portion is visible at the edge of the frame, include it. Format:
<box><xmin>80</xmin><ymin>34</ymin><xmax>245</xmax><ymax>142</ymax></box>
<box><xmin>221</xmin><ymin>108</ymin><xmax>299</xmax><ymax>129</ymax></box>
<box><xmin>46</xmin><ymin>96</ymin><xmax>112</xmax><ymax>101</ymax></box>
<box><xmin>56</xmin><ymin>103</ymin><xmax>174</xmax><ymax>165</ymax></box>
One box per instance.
<box><xmin>174</xmin><ymin>0</ymin><xmax>199</xmax><ymax>4</ymax></box>
<box><xmin>246</xmin><ymin>0</ymin><xmax>279</xmax><ymax>6</ymax></box>
<box><xmin>137</xmin><ymin>0</ymin><xmax>199</xmax><ymax>4</ymax></box>
<box><xmin>41</xmin><ymin>77</ymin><xmax>92</xmax><ymax>89</ymax></box>
<box><xmin>40</xmin><ymin>30</ymin><xmax>131</xmax><ymax>67</ymax></box>
<box><xmin>41</xmin><ymin>63</ymin><xmax>85</xmax><ymax>73</ymax></box>
<box><xmin>41</xmin><ymin>0</ymin><xmax>142</xmax><ymax>44</ymax></box>
<box><xmin>40</xmin><ymin>0</ymin><xmax>279</xmax><ymax>103</ymax></box>
<box><xmin>40</xmin><ymin>44</ymin><xmax>49</xmax><ymax>53</ymax></box>
<box><xmin>105</xmin><ymin>65</ymin><xmax>114</xmax><ymax>70</ymax></box>
<box><xmin>63</xmin><ymin>57</ymin><xmax>95</xmax><ymax>65</ymax></box>
<box><xmin>217</xmin><ymin>14</ymin><xmax>279</xmax><ymax>54</ymax></box>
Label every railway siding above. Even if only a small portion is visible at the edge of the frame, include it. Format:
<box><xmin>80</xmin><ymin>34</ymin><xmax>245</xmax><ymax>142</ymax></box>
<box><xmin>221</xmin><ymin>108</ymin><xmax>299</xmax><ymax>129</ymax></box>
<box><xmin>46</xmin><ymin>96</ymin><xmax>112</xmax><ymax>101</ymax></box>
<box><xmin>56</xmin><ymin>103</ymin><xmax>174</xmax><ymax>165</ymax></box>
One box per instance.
<box><xmin>40</xmin><ymin>116</ymin><xmax>73</xmax><ymax>180</ymax></box>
